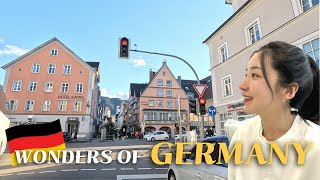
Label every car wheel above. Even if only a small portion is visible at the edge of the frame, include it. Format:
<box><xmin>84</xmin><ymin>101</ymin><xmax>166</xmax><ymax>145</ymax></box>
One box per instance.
<box><xmin>151</xmin><ymin>137</ymin><xmax>155</xmax><ymax>141</ymax></box>
<box><xmin>168</xmin><ymin>171</ymin><xmax>176</xmax><ymax>180</ymax></box>
<box><xmin>165</xmin><ymin>137</ymin><xmax>169</xmax><ymax>141</ymax></box>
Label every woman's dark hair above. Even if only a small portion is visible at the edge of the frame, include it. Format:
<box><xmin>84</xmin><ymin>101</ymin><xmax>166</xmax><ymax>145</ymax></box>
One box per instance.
<box><xmin>252</xmin><ymin>41</ymin><xmax>319</xmax><ymax>124</ymax></box>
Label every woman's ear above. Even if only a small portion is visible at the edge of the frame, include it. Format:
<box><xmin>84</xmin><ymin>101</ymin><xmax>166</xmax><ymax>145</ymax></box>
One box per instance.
<box><xmin>283</xmin><ymin>83</ymin><xmax>299</xmax><ymax>100</ymax></box>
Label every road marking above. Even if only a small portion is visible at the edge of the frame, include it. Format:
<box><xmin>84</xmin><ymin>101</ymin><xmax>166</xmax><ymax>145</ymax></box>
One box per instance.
<box><xmin>138</xmin><ymin>168</ymin><xmax>152</xmax><ymax>170</ymax></box>
<box><xmin>0</xmin><ymin>174</ymin><xmax>13</xmax><ymax>177</ymax></box>
<box><xmin>101</xmin><ymin>168</ymin><xmax>116</xmax><ymax>171</ymax></box>
<box><xmin>61</xmin><ymin>169</ymin><xmax>79</xmax><ymax>172</ymax></box>
<box><xmin>120</xmin><ymin>168</ymin><xmax>134</xmax><ymax>170</ymax></box>
<box><xmin>39</xmin><ymin>170</ymin><xmax>57</xmax><ymax>174</ymax></box>
<box><xmin>214</xmin><ymin>175</ymin><xmax>226</xmax><ymax>180</ymax></box>
<box><xmin>81</xmin><ymin>169</ymin><xmax>96</xmax><ymax>171</ymax></box>
<box><xmin>117</xmin><ymin>174</ymin><xmax>167</xmax><ymax>180</ymax></box>
<box><xmin>155</xmin><ymin>168</ymin><xmax>168</xmax><ymax>170</ymax></box>
<box><xmin>17</xmin><ymin>172</ymin><xmax>35</xmax><ymax>175</ymax></box>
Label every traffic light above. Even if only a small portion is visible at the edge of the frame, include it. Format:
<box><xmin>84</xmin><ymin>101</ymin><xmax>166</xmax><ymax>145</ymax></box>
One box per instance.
<box><xmin>119</xmin><ymin>37</ymin><xmax>130</xmax><ymax>59</ymax></box>
<box><xmin>189</xmin><ymin>99</ymin><xmax>196</xmax><ymax>114</ymax></box>
<box><xmin>199</xmin><ymin>97</ymin><xmax>206</xmax><ymax>115</ymax></box>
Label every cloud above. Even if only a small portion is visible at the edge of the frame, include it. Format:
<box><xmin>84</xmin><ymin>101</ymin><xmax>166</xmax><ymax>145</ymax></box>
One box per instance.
<box><xmin>0</xmin><ymin>45</ymin><xmax>29</xmax><ymax>56</ymax></box>
<box><xmin>0</xmin><ymin>38</ymin><xmax>4</xmax><ymax>43</ymax></box>
<box><xmin>130</xmin><ymin>58</ymin><xmax>146</xmax><ymax>67</ymax></box>
<box><xmin>100</xmin><ymin>88</ymin><xmax>129</xmax><ymax>100</ymax></box>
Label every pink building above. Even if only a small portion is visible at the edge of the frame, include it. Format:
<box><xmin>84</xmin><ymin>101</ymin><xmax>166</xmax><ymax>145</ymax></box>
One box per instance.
<box><xmin>1</xmin><ymin>38</ymin><xmax>100</xmax><ymax>141</ymax></box>
<box><xmin>139</xmin><ymin>61</ymin><xmax>189</xmax><ymax>137</ymax></box>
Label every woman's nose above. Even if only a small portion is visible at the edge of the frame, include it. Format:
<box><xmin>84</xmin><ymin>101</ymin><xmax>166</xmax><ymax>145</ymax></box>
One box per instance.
<box><xmin>239</xmin><ymin>78</ymin><xmax>248</xmax><ymax>91</ymax></box>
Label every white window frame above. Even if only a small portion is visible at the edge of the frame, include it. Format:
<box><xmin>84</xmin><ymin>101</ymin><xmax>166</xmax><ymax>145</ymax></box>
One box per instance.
<box><xmin>218</xmin><ymin>41</ymin><xmax>228</xmax><ymax>63</ymax></box>
<box><xmin>73</xmin><ymin>101</ymin><xmax>82</xmax><ymax>112</ymax></box>
<box><xmin>166</xmin><ymin>80</ymin><xmax>172</xmax><ymax>87</ymax></box>
<box><xmin>63</xmin><ymin>65</ymin><xmax>71</xmax><ymax>75</ymax></box>
<box><xmin>42</xmin><ymin>100</ymin><xmax>51</xmax><ymax>112</ymax></box>
<box><xmin>25</xmin><ymin>100</ymin><xmax>34</xmax><ymax>111</ymax></box>
<box><xmin>50</xmin><ymin>49</ymin><xmax>58</xmax><ymax>56</ymax></box>
<box><xmin>44</xmin><ymin>82</ymin><xmax>54</xmax><ymax>92</ymax></box>
<box><xmin>302</xmin><ymin>37</ymin><xmax>319</xmax><ymax>66</ymax></box>
<box><xmin>48</xmin><ymin>64</ymin><xmax>56</xmax><ymax>74</ymax></box>
<box><xmin>157</xmin><ymin>79</ymin><xmax>163</xmax><ymax>86</ymax></box>
<box><xmin>157</xmin><ymin>89</ymin><xmax>163</xmax><ymax>97</ymax></box>
<box><xmin>28</xmin><ymin>81</ymin><xmax>37</xmax><ymax>92</ymax></box>
<box><xmin>58</xmin><ymin>101</ymin><xmax>67</xmax><ymax>112</ymax></box>
<box><xmin>148</xmin><ymin>100</ymin><xmax>154</xmax><ymax>107</ymax></box>
<box><xmin>221</xmin><ymin>74</ymin><xmax>233</xmax><ymax>98</ymax></box>
<box><xmin>166</xmin><ymin>90</ymin><xmax>172</xmax><ymax>97</ymax></box>
<box><xmin>31</xmin><ymin>63</ymin><xmax>40</xmax><ymax>73</ymax></box>
<box><xmin>167</xmin><ymin>100</ymin><xmax>172</xmax><ymax>108</ymax></box>
<box><xmin>12</xmin><ymin>80</ymin><xmax>22</xmax><ymax>91</ymax></box>
<box><xmin>76</xmin><ymin>83</ymin><xmax>83</xmax><ymax>93</ymax></box>
<box><xmin>6</xmin><ymin>99</ymin><xmax>18</xmax><ymax>111</ymax></box>
<box><xmin>244</xmin><ymin>17</ymin><xmax>262</xmax><ymax>46</ymax></box>
<box><xmin>220</xmin><ymin>112</ymin><xmax>231</xmax><ymax>136</ymax></box>
<box><xmin>61</xmin><ymin>83</ymin><xmax>69</xmax><ymax>93</ymax></box>
<box><xmin>158</xmin><ymin>100</ymin><xmax>163</xmax><ymax>107</ymax></box>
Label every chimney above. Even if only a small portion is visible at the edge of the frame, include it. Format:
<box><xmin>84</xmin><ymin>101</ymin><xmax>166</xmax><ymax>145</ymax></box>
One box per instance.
<box><xmin>149</xmin><ymin>69</ymin><xmax>156</xmax><ymax>82</ymax></box>
<box><xmin>163</xmin><ymin>60</ymin><xmax>167</xmax><ymax>66</ymax></box>
<box><xmin>177</xmin><ymin>76</ymin><xmax>181</xmax><ymax>85</ymax></box>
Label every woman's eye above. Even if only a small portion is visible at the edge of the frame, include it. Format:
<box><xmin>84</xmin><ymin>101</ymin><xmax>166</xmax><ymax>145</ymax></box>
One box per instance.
<box><xmin>245</xmin><ymin>74</ymin><xmax>247</xmax><ymax>77</ymax></box>
<box><xmin>252</xmin><ymin>74</ymin><xmax>259</xmax><ymax>78</ymax></box>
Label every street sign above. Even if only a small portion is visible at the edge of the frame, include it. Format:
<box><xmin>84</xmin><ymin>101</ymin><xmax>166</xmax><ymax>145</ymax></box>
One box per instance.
<box><xmin>193</xmin><ymin>84</ymin><xmax>208</xmax><ymax>97</ymax></box>
<box><xmin>208</xmin><ymin>106</ymin><xmax>217</xmax><ymax>116</ymax></box>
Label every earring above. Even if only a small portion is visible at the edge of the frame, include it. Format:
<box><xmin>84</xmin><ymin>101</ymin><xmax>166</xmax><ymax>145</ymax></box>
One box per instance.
<box><xmin>282</xmin><ymin>99</ymin><xmax>285</xmax><ymax>103</ymax></box>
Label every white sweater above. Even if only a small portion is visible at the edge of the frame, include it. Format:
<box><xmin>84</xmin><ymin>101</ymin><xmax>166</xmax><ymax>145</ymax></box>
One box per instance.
<box><xmin>226</xmin><ymin>115</ymin><xmax>320</xmax><ymax>180</ymax></box>
<box><xmin>0</xmin><ymin>111</ymin><xmax>10</xmax><ymax>155</ymax></box>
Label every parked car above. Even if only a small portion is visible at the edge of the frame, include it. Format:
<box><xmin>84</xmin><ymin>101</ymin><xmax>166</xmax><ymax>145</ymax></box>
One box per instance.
<box><xmin>144</xmin><ymin>131</ymin><xmax>169</xmax><ymax>141</ymax></box>
<box><xmin>167</xmin><ymin>135</ymin><xmax>229</xmax><ymax>180</ymax></box>
<box><xmin>63</xmin><ymin>132</ymin><xmax>71</xmax><ymax>142</ymax></box>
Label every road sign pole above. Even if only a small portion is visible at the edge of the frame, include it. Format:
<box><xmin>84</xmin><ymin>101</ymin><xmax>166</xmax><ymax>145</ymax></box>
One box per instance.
<box><xmin>200</xmin><ymin>115</ymin><xmax>204</xmax><ymax>140</ymax></box>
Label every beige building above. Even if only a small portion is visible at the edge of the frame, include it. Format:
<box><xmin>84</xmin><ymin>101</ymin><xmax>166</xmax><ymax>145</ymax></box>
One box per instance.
<box><xmin>204</xmin><ymin>0</ymin><xmax>319</xmax><ymax>135</ymax></box>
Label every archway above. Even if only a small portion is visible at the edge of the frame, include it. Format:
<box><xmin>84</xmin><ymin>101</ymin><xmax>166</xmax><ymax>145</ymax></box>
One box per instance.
<box><xmin>144</xmin><ymin>126</ymin><xmax>156</xmax><ymax>134</ymax></box>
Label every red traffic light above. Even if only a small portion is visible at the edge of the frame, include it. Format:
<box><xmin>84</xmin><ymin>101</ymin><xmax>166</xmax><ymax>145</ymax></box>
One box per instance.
<box><xmin>199</xmin><ymin>97</ymin><xmax>206</xmax><ymax>104</ymax></box>
<box><xmin>121</xmin><ymin>39</ymin><xmax>128</xmax><ymax>46</ymax></box>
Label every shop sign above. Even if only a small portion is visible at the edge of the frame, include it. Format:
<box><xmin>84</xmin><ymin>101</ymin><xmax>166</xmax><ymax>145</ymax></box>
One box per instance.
<box><xmin>226</xmin><ymin>101</ymin><xmax>244</xmax><ymax>111</ymax></box>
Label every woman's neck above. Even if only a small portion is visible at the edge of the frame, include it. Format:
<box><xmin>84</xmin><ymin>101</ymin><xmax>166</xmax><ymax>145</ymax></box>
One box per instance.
<box><xmin>260</xmin><ymin>109</ymin><xmax>295</xmax><ymax>141</ymax></box>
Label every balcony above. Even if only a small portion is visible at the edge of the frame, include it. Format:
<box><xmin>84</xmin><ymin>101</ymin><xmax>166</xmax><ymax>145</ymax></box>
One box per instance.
<box><xmin>189</xmin><ymin>121</ymin><xmax>214</xmax><ymax>126</ymax></box>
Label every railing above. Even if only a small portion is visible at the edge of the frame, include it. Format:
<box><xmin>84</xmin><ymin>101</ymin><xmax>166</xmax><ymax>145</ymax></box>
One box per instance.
<box><xmin>144</xmin><ymin>120</ymin><xmax>184</xmax><ymax>125</ymax></box>
<box><xmin>189</xmin><ymin>121</ymin><xmax>214</xmax><ymax>126</ymax></box>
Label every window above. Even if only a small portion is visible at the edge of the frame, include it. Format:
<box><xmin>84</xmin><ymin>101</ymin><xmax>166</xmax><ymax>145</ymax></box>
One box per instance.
<box><xmin>218</xmin><ymin>42</ymin><xmax>228</xmax><ymax>63</ymax></box>
<box><xmin>175</xmin><ymin>101</ymin><xmax>181</xmax><ymax>108</ymax></box>
<box><xmin>25</xmin><ymin>100</ymin><xmax>34</xmax><ymax>111</ymax></box>
<box><xmin>63</xmin><ymin>65</ymin><xmax>71</xmax><ymax>75</ymax></box>
<box><xmin>61</xmin><ymin>83</ymin><xmax>69</xmax><ymax>93</ymax></box>
<box><xmin>76</xmin><ymin>83</ymin><xmax>83</xmax><ymax>93</ymax></box>
<box><xmin>244</xmin><ymin>17</ymin><xmax>262</xmax><ymax>46</ymax></box>
<box><xmin>44</xmin><ymin>82</ymin><xmax>53</xmax><ymax>92</ymax></box>
<box><xmin>73</xmin><ymin>101</ymin><xmax>82</xmax><ymax>112</ymax></box>
<box><xmin>303</xmin><ymin>38</ymin><xmax>319</xmax><ymax>66</ymax></box>
<box><xmin>158</xmin><ymin>101</ymin><xmax>163</xmax><ymax>107</ymax></box>
<box><xmin>144</xmin><ymin>112</ymin><xmax>157</xmax><ymax>120</ymax></box>
<box><xmin>166</xmin><ymin>90</ymin><xmax>172</xmax><ymax>97</ymax></box>
<box><xmin>166</xmin><ymin>80</ymin><xmax>172</xmax><ymax>87</ymax></box>
<box><xmin>50</xmin><ymin>49</ymin><xmax>58</xmax><ymax>56</ymax></box>
<box><xmin>12</xmin><ymin>80</ymin><xmax>22</xmax><ymax>91</ymax></box>
<box><xmin>6</xmin><ymin>100</ymin><xmax>18</xmax><ymax>111</ymax></box>
<box><xmin>32</xmin><ymin>63</ymin><xmax>40</xmax><ymax>73</ymax></box>
<box><xmin>167</xmin><ymin>101</ymin><xmax>172</xmax><ymax>108</ymax></box>
<box><xmin>163</xmin><ymin>72</ymin><xmax>166</xmax><ymax>76</ymax></box>
<box><xmin>157</xmin><ymin>89</ymin><xmax>163</xmax><ymax>96</ymax></box>
<box><xmin>221</xmin><ymin>75</ymin><xmax>233</xmax><ymax>98</ymax></box>
<box><xmin>220</xmin><ymin>113</ymin><xmax>231</xmax><ymax>135</ymax></box>
<box><xmin>42</xmin><ymin>100</ymin><xmax>51</xmax><ymax>112</ymax></box>
<box><xmin>148</xmin><ymin>100</ymin><xmax>154</xmax><ymax>107</ymax></box>
<box><xmin>48</xmin><ymin>64</ymin><xmax>56</xmax><ymax>74</ymax></box>
<box><xmin>58</xmin><ymin>101</ymin><xmax>67</xmax><ymax>112</ymax></box>
<box><xmin>157</xmin><ymin>79</ymin><xmax>163</xmax><ymax>86</ymax></box>
<box><xmin>28</xmin><ymin>81</ymin><xmax>37</xmax><ymax>92</ymax></box>
<box><xmin>301</xmin><ymin>0</ymin><xmax>319</xmax><ymax>12</ymax></box>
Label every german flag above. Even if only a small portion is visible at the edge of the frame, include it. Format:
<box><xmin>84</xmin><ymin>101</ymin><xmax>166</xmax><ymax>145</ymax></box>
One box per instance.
<box><xmin>5</xmin><ymin>119</ymin><xmax>66</xmax><ymax>166</ymax></box>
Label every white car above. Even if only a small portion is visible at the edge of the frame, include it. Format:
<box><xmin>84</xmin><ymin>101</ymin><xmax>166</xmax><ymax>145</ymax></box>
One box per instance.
<box><xmin>144</xmin><ymin>131</ymin><xmax>169</xmax><ymax>141</ymax></box>
<box><xmin>167</xmin><ymin>136</ymin><xmax>229</xmax><ymax>180</ymax></box>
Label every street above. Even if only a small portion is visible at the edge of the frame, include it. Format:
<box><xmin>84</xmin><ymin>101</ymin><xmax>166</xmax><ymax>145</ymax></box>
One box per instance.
<box><xmin>0</xmin><ymin>138</ymin><xmax>172</xmax><ymax>180</ymax></box>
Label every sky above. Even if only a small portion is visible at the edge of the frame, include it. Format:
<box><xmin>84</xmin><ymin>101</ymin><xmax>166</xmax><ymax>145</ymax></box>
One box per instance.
<box><xmin>0</xmin><ymin>0</ymin><xmax>232</xmax><ymax>100</ymax></box>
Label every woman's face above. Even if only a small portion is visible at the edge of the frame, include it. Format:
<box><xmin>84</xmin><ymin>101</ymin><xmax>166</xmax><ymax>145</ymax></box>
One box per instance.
<box><xmin>239</xmin><ymin>53</ymin><xmax>281</xmax><ymax>114</ymax></box>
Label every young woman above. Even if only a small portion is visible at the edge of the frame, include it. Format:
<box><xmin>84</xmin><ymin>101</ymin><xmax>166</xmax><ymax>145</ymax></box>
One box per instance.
<box><xmin>227</xmin><ymin>41</ymin><xmax>320</xmax><ymax>180</ymax></box>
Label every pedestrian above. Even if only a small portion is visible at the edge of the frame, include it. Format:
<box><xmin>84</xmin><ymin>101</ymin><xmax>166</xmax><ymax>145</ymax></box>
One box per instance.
<box><xmin>226</xmin><ymin>41</ymin><xmax>320</xmax><ymax>180</ymax></box>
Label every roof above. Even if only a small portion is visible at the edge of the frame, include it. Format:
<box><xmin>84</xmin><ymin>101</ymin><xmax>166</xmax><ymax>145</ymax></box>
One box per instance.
<box><xmin>203</xmin><ymin>0</ymin><xmax>253</xmax><ymax>43</ymax></box>
<box><xmin>1</xmin><ymin>37</ymin><xmax>94</xmax><ymax>72</ymax></box>
<box><xmin>130</xmin><ymin>83</ymin><xmax>147</xmax><ymax>97</ymax></box>
<box><xmin>86</xmin><ymin>62</ymin><xmax>100</xmax><ymax>69</ymax></box>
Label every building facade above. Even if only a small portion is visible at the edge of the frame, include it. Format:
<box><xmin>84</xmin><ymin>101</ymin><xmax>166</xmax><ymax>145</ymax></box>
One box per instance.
<box><xmin>204</xmin><ymin>0</ymin><xmax>319</xmax><ymax>135</ymax></box>
<box><xmin>1</xmin><ymin>37</ymin><xmax>101</xmax><ymax>140</ymax></box>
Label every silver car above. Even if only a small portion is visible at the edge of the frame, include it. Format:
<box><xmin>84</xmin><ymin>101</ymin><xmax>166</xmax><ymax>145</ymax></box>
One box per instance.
<box><xmin>167</xmin><ymin>136</ymin><xmax>229</xmax><ymax>180</ymax></box>
<box><xmin>144</xmin><ymin>131</ymin><xmax>169</xmax><ymax>141</ymax></box>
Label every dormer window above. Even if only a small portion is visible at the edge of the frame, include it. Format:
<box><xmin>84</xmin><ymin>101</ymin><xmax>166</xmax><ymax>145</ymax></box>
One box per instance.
<box><xmin>50</xmin><ymin>49</ymin><xmax>58</xmax><ymax>56</ymax></box>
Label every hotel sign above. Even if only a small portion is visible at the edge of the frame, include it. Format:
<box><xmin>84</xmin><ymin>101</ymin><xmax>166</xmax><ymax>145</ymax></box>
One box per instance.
<box><xmin>58</xmin><ymin>95</ymin><xmax>84</xmax><ymax>100</ymax></box>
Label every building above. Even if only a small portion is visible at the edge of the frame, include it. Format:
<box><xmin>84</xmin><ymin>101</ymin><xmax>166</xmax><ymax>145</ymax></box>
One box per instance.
<box><xmin>139</xmin><ymin>61</ymin><xmax>190</xmax><ymax>137</ymax></box>
<box><xmin>1</xmin><ymin>37</ymin><xmax>101</xmax><ymax>140</ymax></box>
<box><xmin>204</xmin><ymin>0</ymin><xmax>319</xmax><ymax>135</ymax></box>
<box><xmin>0</xmin><ymin>85</ymin><xmax>7</xmax><ymax>114</ymax></box>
